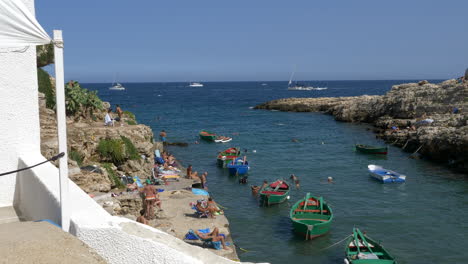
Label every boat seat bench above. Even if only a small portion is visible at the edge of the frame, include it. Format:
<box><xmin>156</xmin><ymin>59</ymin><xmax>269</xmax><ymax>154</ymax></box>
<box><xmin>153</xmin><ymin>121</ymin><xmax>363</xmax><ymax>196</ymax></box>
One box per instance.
<box><xmin>292</xmin><ymin>218</ymin><xmax>328</xmax><ymax>222</ymax></box>
<box><xmin>261</xmin><ymin>191</ymin><xmax>286</xmax><ymax>195</ymax></box>
<box><xmin>294</xmin><ymin>209</ymin><xmax>328</xmax><ymax>213</ymax></box>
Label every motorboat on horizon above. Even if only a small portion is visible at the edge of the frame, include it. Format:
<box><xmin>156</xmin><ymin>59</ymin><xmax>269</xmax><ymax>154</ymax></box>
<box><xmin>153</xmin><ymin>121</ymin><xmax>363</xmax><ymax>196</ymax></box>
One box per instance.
<box><xmin>189</xmin><ymin>82</ymin><xmax>204</xmax><ymax>87</ymax></box>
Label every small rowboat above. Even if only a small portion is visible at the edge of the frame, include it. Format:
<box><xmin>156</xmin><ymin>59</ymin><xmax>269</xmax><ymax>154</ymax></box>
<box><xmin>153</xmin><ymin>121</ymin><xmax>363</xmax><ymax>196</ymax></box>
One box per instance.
<box><xmin>199</xmin><ymin>130</ymin><xmax>217</xmax><ymax>141</ymax></box>
<box><xmin>345</xmin><ymin>228</ymin><xmax>397</xmax><ymax>264</ymax></box>
<box><xmin>227</xmin><ymin>157</ymin><xmax>249</xmax><ymax>175</ymax></box>
<box><xmin>355</xmin><ymin>144</ymin><xmax>388</xmax><ymax>155</ymax></box>
<box><xmin>259</xmin><ymin>180</ymin><xmax>290</xmax><ymax>206</ymax></box>
<box><xmin>216</xmin><ymin>147</ymin><xmax>241</xmax><ymax>167</ymax></box>
<box><xmin>368</xmin><ymin>165</ymin><xmax>406</xmax><ymax>183</ymax></box>
<box><xmin>290</xmin><ymin>193</ymin><xmax>333</xmax><ymax>240</ymax></box>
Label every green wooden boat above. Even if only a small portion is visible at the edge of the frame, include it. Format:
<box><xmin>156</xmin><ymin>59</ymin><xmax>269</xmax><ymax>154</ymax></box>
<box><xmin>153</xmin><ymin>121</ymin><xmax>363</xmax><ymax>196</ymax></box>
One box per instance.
<box><xmin>290</xmin><ymin>193</ymin><xmax>333</xmax><ymax>240</ymax></box>
<box><xmin>355</xmin><ymin>144</ymin><xmax>388</xmax><ymax>155</ymax></box>
<box><xmin>259</xmin><ymin>180</ymin><xmax>290</xmax><ymax>206</ymax></box>
<box><xmin>199</xmin><ymin>130</ymin><xmax>217</xmax><ymax>141</ymax></box>
<box><xmin>216</xmin><ymin>147</ymin><xmax>240</xmax><ymax>167</ymax></box>
<box><xmin>345</xmin><ymin>228</ymin><xmax>397</xmax><ymax>264</ymax></box>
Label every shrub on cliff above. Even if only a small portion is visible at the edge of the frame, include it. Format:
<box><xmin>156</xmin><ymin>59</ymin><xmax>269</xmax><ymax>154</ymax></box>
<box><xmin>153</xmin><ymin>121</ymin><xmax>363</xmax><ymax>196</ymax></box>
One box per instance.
<box><xmin>36</xmin><ymin>44</ymin><xmax>54</xmax><ymax>67</ymax></box>
<box><xmin>65</xmin><ymin>81</ymin><xmax>104</xmax><ymax>117</ymax></box>
<box><xmin>101</xmin><ymin>163</ymin><xmax>124</xmax><ymax>189</ymax></box>
<box><xmin>37</xmin><ymin>68</ymin><xmax>55</xmax><ymax>109</ymax></box>
<box><xmin>97</xmin><ymin>136</ymin><xmax>140</xmax><ymax>165</ymax></box>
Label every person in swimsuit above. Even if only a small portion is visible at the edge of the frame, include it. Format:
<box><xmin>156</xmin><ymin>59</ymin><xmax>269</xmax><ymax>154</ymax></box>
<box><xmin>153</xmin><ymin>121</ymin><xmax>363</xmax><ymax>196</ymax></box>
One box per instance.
<box><xmin>136</xmin><ymin>209</ymin><xmax>149</xmax><ymax>225</ymax></box>
<box><xmin>195</xmin><ymin>227</ymin><xmax>229</xmax><ymax>250</ymax></box>
<box><xmin>200</xmin><ymin>172</ymin><xmax>208</xmax><ymax>190</ymax></box>
<box><xmin>290</xmin><ymin>174</ymin><xmax>300</xmax><ymax>189</ymax></box>
<box><xmin>142</xmin><ymin>184</ymin><xmax>161</xmax><ymax>220</ymax></box>
<box><xmin>159</xmin><ymin>130</ymin><xmax>167</xmax><ymax>142</ymax></box>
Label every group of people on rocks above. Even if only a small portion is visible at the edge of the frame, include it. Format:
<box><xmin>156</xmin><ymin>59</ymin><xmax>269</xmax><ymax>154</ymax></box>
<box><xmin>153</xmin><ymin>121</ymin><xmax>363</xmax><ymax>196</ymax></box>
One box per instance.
<box><xmin>104</xmin><ymin>105</ymin><xmax>124</xmax><ymax>127</ymax></box>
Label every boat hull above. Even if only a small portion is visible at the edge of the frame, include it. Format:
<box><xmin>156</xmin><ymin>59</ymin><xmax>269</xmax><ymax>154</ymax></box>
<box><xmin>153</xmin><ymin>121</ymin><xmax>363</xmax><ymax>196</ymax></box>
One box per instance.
<box><xmin>227</xmin><ymin>165</ymin><xmax>249</xmax><ymax>175</ymax></box>
<box><xmin>345</xmin><ymin>228</ymin><xmax>397</xmax><ymax>264</ymax></box>
<box><xmin>292</xmin><ymin>221</ymin><xmax>331</xmax><ymax>239</ymax></box>
<box><xmin>259</xmin><ymin>181</ymin><xmax>290</xmax><ymax>205</ymax></box>
<box><xmin>199</xmin><ymin>130</ymin><xmax>216</xmax><ymax>141</ymax></box>
<box><xmin>259</xmin><ymin>191</ymin><xmax>289</xmax><ymax>205</ymax></box>
<box><xmin>290</xmin><ymin>194</ymin><xmax>333</xmax><ymax>240</ymax></box>
<box><xmin>368</xmin><ymin>165</ymin><xmax>406</xmax><ymax>183</ymax></box>
<box><xmin>356</xmin><ymin>145</ymin><xmax>388</xmax><ymax>155</ymax></box>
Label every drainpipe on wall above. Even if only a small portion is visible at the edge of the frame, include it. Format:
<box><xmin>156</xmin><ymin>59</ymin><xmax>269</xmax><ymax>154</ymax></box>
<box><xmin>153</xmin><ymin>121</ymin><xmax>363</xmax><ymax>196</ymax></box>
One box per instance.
<box><xmin>53</xmin><ymin>30</ymin><xmax>70</xmax><ymax>232</ymax></box>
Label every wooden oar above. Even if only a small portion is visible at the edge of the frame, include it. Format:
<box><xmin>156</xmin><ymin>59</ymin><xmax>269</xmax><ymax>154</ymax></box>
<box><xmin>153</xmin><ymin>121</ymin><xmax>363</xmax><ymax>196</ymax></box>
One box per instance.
<box><xmin>319</xmin><ymin>197</ymin><xmax>324</xmax><ymax>215</ymax></box>
<box><xmin>356</xmin><ymin>228</ymin><xmax>375</xmax><ymax>254</ymax></box>
<box><xmin>303</xmin><ymin>193</ymin><xmax>310</xmax><ymax>211</ymax></box>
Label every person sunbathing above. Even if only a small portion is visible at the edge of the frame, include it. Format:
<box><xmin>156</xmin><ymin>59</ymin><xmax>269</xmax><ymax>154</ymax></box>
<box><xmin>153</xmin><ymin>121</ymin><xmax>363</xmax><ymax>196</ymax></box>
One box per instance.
<box><xmin>195</xmin><ymin>227</ymin><xmax>229</xmax><ymax>250</ymax></box>
<box><xmin>195</xmin><ymin>201</ymin><xmax>214</xmax><ymax>218</ymax></box>
<box><xmin>186</xmin><ymin>165</ymin><xmax>199</xmax><ymax>179</ymax></box>
<box><xmin>207</xmin><ymin>197</ymin><xmax>223</xmax><ymax>215</ymax></box>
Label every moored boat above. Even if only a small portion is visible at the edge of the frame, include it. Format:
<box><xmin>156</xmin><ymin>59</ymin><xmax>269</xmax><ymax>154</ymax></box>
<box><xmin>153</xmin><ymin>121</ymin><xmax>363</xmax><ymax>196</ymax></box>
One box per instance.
<box><xmin>259</xmin><ymin>180</ymin><xmax>290</xmax><ymax>206</ymax></box>
<box><xmin>345</xmin><ymin>228</ymin><xmax>397</xmax><ymax>264</ymax></box>
<box><xmin>216</xmin><ymin>147</ymin><xmax>241</xmax><ymax>167</ymax></box>
<box><xmin>290</xmin><ymin>193</ymin><xmax>333</xmax><ymax>240</ymax></box>
<box><xmin>227</xmin><ymin>157</ymin><xmax>249</xmax><ymax>175</ymax></box>
<box><xmin>356</xmin><ymin>144</ymin><xmax>388</xmax><ymax>155</ymax></box>
<box><xmin>214</xmin><ymin>136</ymin><xmax>232</xmax><ymax>143</ymax></box>
<box><xmin>368</xmin><ymin>165</ymin><xmax>406</xmax><ymax>183</ymax></box>
<box><xmin>199</xmin><ymin>130</ymin><xmax>217</xmax><ymax>141</ymax></box>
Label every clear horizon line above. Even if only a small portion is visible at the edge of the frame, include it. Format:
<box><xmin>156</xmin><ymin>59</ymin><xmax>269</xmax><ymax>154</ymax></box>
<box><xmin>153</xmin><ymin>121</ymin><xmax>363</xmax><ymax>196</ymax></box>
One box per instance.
<box><xmin>80</xmin><ymin>78</ymin><xmax>447</xmax><ymax>84</ymax></box>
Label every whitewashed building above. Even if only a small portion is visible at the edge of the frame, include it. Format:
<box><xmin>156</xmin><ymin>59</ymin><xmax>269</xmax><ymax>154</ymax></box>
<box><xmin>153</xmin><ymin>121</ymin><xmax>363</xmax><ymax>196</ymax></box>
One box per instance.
<box><xmin>0</xmin><ymin>1</ymin><xmax>261</xmax><ymax>263</ymax></box>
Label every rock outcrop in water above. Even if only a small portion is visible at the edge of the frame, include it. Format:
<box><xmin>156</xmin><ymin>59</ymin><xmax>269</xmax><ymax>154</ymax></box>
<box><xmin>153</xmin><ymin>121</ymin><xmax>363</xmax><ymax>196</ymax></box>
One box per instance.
<box><xmin>255</xmin><ymin>80</ymin><xmax>468</xmax><ymax>173</ymax></box>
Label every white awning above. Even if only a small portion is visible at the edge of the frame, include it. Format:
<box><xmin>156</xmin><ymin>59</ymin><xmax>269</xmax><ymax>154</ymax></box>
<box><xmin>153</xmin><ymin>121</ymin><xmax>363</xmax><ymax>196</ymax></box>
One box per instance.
<box><xmin>0</xmin><ymin>0</ymin><xmax>51</xmax><ymax>47</ymax></box>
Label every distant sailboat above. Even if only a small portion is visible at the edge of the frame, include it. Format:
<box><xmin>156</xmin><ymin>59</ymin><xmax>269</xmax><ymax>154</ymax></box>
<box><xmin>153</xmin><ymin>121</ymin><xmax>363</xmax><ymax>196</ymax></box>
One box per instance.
<box><xmin>109</xmin><ymin>74</ymin><xmax>125</xmax><ymax>90</ymax></box>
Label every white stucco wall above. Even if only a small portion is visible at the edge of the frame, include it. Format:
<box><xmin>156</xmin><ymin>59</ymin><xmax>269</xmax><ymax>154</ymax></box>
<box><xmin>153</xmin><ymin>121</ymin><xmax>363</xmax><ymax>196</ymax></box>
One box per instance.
<box><xmin>0</xmin><ymin>0</ymin><xmax>40</xmax><ymax>207</ymax></box>
<box><xmin>15</xmin><ymin>153</ymin><xmax>262</xmax><ymax>264</ymax></box>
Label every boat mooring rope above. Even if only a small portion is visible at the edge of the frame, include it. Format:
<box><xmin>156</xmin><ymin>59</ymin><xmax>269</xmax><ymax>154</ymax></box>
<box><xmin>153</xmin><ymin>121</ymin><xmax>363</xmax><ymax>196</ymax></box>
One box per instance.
<box><xmin>318</xmin><ymin>234</ymin><xmax>352</xmax><ymax>251</ymax></box>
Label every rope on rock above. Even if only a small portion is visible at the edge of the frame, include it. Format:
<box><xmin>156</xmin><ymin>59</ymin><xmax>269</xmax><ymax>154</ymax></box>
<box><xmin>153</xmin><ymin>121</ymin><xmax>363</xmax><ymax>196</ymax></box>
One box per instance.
<box><xmin>412</xmin><ymin>145</ymin><xmax>423</xmax><ymax>155</ymax></box>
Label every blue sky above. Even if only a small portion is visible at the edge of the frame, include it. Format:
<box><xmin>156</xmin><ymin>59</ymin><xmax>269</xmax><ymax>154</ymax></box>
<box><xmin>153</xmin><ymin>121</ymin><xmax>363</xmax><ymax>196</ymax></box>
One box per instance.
<box><xmin>36</xmin><ymin>0</ymin><xmax>468</xmax><ymax>82</ymax></box>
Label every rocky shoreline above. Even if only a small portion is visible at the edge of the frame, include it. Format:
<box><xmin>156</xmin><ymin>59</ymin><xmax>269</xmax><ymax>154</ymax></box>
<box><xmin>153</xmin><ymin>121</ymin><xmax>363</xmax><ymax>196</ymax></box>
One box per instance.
<box><xmin>255</xmin><ymin>80</ymin><xmax>468</xmax><ymax>174</ymax></box>
<box><xmin>38</xmin><ymin>92</ymin><xmax>240</xmax><ymax>261</ymax></box>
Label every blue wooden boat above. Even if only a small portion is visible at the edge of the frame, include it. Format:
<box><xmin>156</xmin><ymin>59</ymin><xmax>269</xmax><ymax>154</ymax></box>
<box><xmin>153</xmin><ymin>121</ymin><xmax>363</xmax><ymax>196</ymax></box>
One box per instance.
<box><xmin>368</xmin><ymin>165</ymin><xmax>406</xmax><ymax>183</ymax></box>
<box><xmin>227</xmin><ymin>157</ymin><xmax>249</xmax><ymax>176</ymax></box>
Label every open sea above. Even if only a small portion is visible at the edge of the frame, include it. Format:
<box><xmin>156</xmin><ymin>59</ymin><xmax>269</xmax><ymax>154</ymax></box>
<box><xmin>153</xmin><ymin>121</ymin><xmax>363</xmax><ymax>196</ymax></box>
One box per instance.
<box><xmin>86</xmin><ymin>81</ymin><xmax>468</xmax><ymax>264</ymax></box>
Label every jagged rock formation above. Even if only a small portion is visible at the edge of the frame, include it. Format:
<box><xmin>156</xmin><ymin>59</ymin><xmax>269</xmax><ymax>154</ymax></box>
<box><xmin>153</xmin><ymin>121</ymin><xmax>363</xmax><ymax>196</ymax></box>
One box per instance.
<box><xmin>39</xmin><ymin>93</ymin><xmax>158</xmax><ymax>192</ymax></box>
<box><xmin>255</xmin><ymin>80</ymin><xmax>468</xmax><ymax>173</ymax></box>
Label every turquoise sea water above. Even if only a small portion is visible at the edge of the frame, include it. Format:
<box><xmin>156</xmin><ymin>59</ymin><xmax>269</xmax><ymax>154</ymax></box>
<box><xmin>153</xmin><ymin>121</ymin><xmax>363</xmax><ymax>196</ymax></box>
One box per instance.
<box><xmin>86</xmin><ymin>81</ymin><xmax>468</xmax><ymax>264</ymax></box>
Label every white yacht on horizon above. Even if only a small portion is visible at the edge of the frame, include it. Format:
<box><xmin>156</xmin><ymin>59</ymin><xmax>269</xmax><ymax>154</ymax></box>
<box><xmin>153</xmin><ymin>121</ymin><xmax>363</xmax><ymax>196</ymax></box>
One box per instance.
<box><xmin>189</xmin><ymin>82</ymin><xmax>204</xmax><ymax>87</ymax></box>
<box><xmin>109</xmin><ymin>82</ymin><xmax>125</xmax><ymax>90</ymax></box>
<box><xmin>109</xmin><ymin>73</ymin><xmax>125</xmax><ymax>90</ymax></box>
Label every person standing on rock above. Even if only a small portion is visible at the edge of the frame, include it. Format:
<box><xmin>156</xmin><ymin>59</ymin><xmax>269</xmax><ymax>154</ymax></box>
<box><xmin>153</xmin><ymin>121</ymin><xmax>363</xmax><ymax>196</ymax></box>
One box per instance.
<box><xmin>142</xmin><ymin>184</ymin><xmax>161</xmax><ymax>220</ymax></box>
<box><xmin>200</xmin><ymin>172</ymin><xmax>208</xmax><ymax>190</ymax></box>
<box><xmin>115</xmin><ymin>105</ymin><xmax>123</xmax><ymax>121</ymax></box>
<box><xmin>159</xmin><ymin>130</ymin><xmax>167</xmax><ymax>142</ymax></box>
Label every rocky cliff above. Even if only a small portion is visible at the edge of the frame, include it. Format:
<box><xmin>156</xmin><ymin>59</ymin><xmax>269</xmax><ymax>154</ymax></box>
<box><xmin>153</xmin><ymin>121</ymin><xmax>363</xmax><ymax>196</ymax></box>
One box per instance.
<box><xmin>255</xmin><ymin>80</ymin><xmax>468</xmax><ymax>173</ymax></box>
<box><xmin>39</xmin><ymin>93</ymin><xmax>159</xmax><ymax>193</ymax></box>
